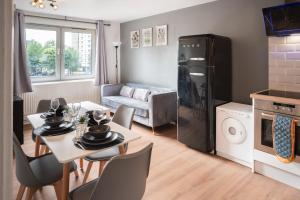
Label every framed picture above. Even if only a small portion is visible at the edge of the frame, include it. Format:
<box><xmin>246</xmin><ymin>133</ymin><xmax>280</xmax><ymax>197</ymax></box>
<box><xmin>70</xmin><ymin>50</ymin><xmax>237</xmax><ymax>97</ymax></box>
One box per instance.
<box><xmin>142</xmin><ymin>28</ymin><xmax>152</xmax><ymax>47</ymax></box>
<box><xmin>130</xmin><ymin>30</ymin><xmax>140</xmax><ymax>48</ymax></box>
<box><xmin>155</xmin><ymin>25</ymin><xmax>168</xmax><ymax>46</ymax></box>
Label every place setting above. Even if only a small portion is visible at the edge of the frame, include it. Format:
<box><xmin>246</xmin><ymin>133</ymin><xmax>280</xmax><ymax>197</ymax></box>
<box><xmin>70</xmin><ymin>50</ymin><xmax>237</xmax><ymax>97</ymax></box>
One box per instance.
<box><xmin>73</xmin><ymin>109</ymin><xmax>124</xmax><ymax>150</ymax></box>
<box><xmin>34</xmin><ymin>100</ymin><xmax>81</xmax><ymax>137</ymax></box>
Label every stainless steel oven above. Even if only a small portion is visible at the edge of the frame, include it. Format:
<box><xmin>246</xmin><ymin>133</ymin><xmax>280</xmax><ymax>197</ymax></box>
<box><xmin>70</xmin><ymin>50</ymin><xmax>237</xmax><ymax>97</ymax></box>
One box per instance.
<box><xmin>254</xmin><ymin>99</ymin><xmax>300</xmax><ymax>163</ymax></box>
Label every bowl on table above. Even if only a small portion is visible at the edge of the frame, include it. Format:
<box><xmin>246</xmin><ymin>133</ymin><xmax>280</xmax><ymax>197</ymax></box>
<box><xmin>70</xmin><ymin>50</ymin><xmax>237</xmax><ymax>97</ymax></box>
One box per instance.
<box><xmin>45</xmin><ymin>116</ymin><xmax>64</xmax><ymax>127</ymax></box>
<box><xmin>89</xmin><ymin>125</ymin><xmax>110</xmax><ymax>135</ymax></box>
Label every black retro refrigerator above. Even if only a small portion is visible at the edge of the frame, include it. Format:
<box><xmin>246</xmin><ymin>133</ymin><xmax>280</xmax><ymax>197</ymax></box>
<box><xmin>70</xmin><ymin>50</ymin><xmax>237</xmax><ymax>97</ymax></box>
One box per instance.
<box><xmin>177</xmin><ymin>34</ymin><xmax>232</xmax><ymax>153</ymax></box>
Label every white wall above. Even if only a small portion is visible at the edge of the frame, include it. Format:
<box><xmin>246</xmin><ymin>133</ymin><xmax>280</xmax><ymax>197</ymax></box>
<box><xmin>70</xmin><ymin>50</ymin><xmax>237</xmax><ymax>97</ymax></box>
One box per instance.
<box><xmin>0</xmin><ymin>0</ymin><xmax>13</xmax><ymax>199</ymax></box>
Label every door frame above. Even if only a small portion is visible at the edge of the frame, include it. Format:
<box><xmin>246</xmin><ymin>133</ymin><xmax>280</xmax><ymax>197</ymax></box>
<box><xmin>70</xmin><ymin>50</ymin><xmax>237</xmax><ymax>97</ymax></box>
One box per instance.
<box><xmin>0</xmin><ymin>0</ymin><xmax>13</xmax><ymax>199</ymax></box>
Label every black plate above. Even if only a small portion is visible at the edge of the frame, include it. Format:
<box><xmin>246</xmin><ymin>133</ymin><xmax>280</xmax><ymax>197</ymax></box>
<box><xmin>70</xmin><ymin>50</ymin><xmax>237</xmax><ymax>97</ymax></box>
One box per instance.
<box><xmin>75</xmin><ymin>132</ymin><xmax>124</xmax><ymax>150</ymax></box>
<box><xmin>82</xmin><ymin>131</ymin><xmax>112</xmax><ymax>143</ymax></box>
<box><xmin>100</xmin><ymin>118</ymin><xmax>111</xmax><ymax>125</ymax></box>
<box><xmin>80</xmin><ymin>131</ymin><xmax>119</xmax><ymax>146</ymax></box>
<box><xmin>43</xmin><ymin>122</ymin><xmax>73</xmax><ymax>132</ymax></box>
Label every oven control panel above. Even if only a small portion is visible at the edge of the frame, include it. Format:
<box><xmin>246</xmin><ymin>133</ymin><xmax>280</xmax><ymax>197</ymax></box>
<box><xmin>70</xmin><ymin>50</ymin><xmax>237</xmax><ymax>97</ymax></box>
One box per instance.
<box><xmin>254</xmin><ymin>99</ymin><xmax>300</xmax><ymax>116</ymax></box>
<box><xmin>273</xmin><ymin>102</ymin><xmax>295</xmax><ymax>113</ymax></box>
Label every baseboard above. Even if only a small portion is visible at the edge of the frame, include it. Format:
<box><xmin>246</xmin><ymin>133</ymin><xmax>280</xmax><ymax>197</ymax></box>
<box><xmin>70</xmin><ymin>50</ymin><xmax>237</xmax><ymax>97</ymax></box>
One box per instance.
<box><xmin>216</xmin><ymin>151</ymin><xmax>253</xmax><ymax>169</ymax></box>
<box><xmin>255</xmin><ymin>161</ymin><xmax>300</xmax><ymax>190</ymax></box>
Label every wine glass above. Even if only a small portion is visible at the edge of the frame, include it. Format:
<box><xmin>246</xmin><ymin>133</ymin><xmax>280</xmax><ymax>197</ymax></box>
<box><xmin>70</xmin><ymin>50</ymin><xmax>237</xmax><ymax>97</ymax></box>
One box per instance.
<box><xmin>93</xmin><ymin>109</ymin><xmax>105</xmax><ymax>125</ymax></box>
<box><xmin>70</xmin><ymin>103</ymin><xmax>81</xmax><ymax>122</ymax></box>
<box><xmin>50</xmin><ymin>98</ymin><xmax>60</xmax><ymax>116</ymax></box>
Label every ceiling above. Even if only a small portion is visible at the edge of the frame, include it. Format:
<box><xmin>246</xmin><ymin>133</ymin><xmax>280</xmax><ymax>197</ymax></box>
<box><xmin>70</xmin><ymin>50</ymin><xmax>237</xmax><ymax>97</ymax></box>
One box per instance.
<box><xmin>15</xmin><ymin>0</ymin><xmax>218</xmax><ymax>22</ymax></box>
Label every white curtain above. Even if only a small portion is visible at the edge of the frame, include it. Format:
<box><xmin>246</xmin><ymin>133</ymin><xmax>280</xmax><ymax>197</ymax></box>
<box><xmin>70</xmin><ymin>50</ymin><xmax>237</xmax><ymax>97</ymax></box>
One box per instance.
<box><xmin>94</xmin><ymin>20</ymin><xmax>108</xmax><ymax>85</ymax></box>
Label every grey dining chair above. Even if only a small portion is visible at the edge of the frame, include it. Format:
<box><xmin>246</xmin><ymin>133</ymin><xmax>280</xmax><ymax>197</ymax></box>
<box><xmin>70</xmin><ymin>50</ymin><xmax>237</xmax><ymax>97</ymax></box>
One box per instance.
<box><xmin>82</xmin><ymin>105</ymin><xmax>135</xmax><ymax>184</ymax></box>
<box><xmin>32</xmin><ymin>98</ymin><xmax>67</xmax><ymax>154</ymax></box>
<box><xmin>70</xmin><ymin>143</ymin><xmax>153</xmax><ymax>200</ymax></box>
<box><xmin>13</xmin><ymin>133</ymin><xmax>77</xmax><ymax>200</ymax></box>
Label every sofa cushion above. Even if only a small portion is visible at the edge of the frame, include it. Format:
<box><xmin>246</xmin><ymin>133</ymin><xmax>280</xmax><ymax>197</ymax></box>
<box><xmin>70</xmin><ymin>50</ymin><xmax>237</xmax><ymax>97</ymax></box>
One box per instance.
<box><xmin>133</xmin><ymin>88</ymin><xmax>151</xmax><ymax>102</ymax></box>
<box><xmin>102</xmin><ymin>96</ymin><xmax>149</xmax><ymax>118</ymax></box>
<box><xmin>120</xmin><ymin>86</ymin><xmax>134</xmax><ymax>98</ymax></box>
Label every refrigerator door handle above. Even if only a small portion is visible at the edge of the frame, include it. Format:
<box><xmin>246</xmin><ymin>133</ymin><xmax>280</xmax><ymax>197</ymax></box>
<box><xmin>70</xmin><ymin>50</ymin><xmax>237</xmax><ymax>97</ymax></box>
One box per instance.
<box><xmin>189</xmin><ymin>57</ymin><xmax>205</xmax><ymax>61</ymax></box>
<box><xmin>190</xmin><ymin>72</ymin><xmax>205</xmax><ymax>77</ymax></box>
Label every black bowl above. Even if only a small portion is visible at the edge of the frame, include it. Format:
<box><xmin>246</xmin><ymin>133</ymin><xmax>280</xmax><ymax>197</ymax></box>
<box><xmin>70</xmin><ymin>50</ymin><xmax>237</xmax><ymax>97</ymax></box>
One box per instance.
<box><xmin>83</xmin><ymin>131</ymin><xmax>113</xmax><ymax>142</ymax></box>
<box><xmin>86</xmin><ymin>110</ymin><xmax>93</xmax><ymax>117</ymax></box>
<box><xmin>88</xmin><ymin>125</ymin><xmax>111</xmax><ymax>137</ymax></box>
<box><xmin>45</xmin><ymin>117</ymin><xmax>64</xmax><ymax>127</ymax></box>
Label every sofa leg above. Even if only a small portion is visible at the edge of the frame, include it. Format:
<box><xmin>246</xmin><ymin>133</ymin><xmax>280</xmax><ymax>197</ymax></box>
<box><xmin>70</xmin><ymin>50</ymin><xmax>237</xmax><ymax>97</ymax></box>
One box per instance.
<box><xmin>152</xmin><ymin>127</ymin><xmax>159</xmax><ymax>135</ymax></box>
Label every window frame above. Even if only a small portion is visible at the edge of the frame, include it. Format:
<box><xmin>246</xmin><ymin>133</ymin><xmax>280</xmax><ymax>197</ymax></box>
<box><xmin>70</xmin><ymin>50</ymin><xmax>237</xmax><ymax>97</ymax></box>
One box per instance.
<box><xmin>25</xmin><ymin>23</ymin><xmax>96</xmax><ymax>83</ymax></box>
<box><xmin>61</xmin><ymin>28</ymin><xmax>96</xmax><ymax>80</ymax></box>
<box><xmin>25</xmin><ymin>24</ymin><xmax>61</xmax><ymax>82</ymax></box>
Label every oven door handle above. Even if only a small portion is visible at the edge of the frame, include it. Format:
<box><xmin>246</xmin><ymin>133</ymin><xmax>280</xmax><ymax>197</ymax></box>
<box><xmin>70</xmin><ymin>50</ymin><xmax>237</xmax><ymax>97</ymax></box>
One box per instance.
<box><xmin>261</xmin><ymin>112</ymin><xmax>299</xmax><ymax>123</ymax></box>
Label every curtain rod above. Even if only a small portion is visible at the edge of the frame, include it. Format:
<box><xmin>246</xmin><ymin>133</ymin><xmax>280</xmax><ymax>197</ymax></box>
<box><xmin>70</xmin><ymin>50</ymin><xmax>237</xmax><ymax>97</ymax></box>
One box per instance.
<box><xmin>23</xmin><ymin>13</ymin><xmax>111</xmax><ymax>26</ymax></box>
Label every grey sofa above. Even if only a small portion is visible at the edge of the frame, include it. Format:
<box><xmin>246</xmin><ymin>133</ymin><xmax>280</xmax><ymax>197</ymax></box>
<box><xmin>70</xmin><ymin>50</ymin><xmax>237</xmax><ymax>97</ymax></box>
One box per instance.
<box><xmin>101</xmin><ymin>83</ymin><xmax>177</xmax><ymax>131</ymax></box>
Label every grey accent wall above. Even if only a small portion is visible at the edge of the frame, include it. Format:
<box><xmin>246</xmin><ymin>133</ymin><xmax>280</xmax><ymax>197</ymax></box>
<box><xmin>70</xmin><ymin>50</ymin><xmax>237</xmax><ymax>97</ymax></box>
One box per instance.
<box><xmin>120</xmin><ymin>0</ymin><xmax>284</xmax><ymax>104</ymax></box>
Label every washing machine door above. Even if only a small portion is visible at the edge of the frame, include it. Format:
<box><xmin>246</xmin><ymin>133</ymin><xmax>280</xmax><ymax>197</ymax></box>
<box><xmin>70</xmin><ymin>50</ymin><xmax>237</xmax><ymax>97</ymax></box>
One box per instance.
<box><xmin>222</xmin><ymin>117</ymin><xmax>247</xmax><ymax>144</ymax></box>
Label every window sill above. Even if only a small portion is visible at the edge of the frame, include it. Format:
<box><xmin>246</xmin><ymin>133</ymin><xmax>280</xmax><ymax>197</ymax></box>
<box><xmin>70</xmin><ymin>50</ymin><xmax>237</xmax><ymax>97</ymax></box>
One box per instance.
<box><xmin>32</xmin><ymin>78</ymin><xmax>95</xmax><ymax>86</ymax></box>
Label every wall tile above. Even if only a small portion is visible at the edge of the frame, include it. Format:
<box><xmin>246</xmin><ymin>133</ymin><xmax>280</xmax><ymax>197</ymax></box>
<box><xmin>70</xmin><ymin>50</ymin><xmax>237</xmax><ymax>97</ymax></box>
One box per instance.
<box><xmin>277</xmin><ymin>76</ymin><xmax>295</xmax><ymax>84</ymax></box>
<box><xmin>283</xmin><ymin>83</ymin><xmax>300</xmax><ymax>92</ymax></box>
<box><xmin>269</xmin><ymin>37</ymin><xmax>285</xmax><ymax>44</ymax></box>
<box><xmin>286</xmin><ymin>69</ymin><xmax>300</xmax><ymax>76</ymax></box>
<box><xmin>286</xmin><ymin>35</ymin><xmax>300</xmax><ymax>44</ymax></box>
<box><xmin>269</xmin><ymin>82</ymin><xmax>286</xmax><ymax>91</ymax></box>
<box><xmin>268</xmin><ymin>44</ymin><xmax>277</xmax><ymax>52</ymax></box>
<box><xmin>269</xmin><ymin>52</ymin><xmax>285</xmax><ymax>60</ymax></box>
<box><xmin>286</xmin><ymin>52</ymin><xmax>300</xmax><ymax>60</ymax></box>
<box><xmin>276</xmin><ymin>44</ymin><xmax>296</xmax><ymax>52</ymax></box>
<box><xmin>294</xmin><ymin>76</ymin><xmax>300</xmax><ymax>84</ymax></box>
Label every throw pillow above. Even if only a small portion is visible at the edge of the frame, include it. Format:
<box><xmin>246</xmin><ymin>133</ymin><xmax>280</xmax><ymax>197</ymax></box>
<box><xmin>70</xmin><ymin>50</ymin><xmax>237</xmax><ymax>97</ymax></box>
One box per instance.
<box><xmin>120</xmin><ymin>86</ymin><xmax>135</xmax><ymax>97</ymax></box>
<box><xmin>133</xmin><ymin>88</ymin><xmax>151</xmax><ymax>102</ymax></box>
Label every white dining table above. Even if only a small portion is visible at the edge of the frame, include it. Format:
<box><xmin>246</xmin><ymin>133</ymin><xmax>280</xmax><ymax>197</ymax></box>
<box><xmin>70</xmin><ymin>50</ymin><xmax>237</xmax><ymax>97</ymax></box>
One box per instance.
<box><xmin>27</xmin><ymin>102</ymin><xmax>141</xmax><ymax>200</ymax></box>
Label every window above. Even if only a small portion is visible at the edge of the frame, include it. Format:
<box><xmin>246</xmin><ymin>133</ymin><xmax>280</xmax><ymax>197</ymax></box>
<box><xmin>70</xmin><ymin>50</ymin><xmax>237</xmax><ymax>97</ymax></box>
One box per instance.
<box><xmin>25</xmin><ymin>25</ymin><xmax>95</xmax><ymax>82</ymax></box>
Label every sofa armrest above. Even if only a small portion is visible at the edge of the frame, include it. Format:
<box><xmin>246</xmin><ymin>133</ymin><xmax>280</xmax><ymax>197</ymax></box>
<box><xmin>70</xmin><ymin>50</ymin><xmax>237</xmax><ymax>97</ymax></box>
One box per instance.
<box><xmin>101</xmin><ymin>84</ymin><xmax>123</xmax><ymax>97</ymax></box>
<box><xmin>148</xmin><ymin>91</ymin><xmax>177</xmax><ymax>127</ymax></box>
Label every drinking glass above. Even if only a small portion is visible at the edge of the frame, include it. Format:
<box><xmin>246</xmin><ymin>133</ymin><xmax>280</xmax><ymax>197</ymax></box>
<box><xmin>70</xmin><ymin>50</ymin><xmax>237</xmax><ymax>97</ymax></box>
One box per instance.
<box><xmin>74</xmin><ymin>121</ymin><xmax>88</xmax><ymax>139</ymax></box>
<box><xmin>93</xmin><ymin>109</ymin><xmax>105</xmax><ymax>125</ymax></box>
<box><xmin>50</xmin><ymin>98</ymin><xmax>60</xmax><ymax>116</ymax></box>
<box><xmin>70</xmin><ymin>103</ymin><xmax>81</xmax><ymax>122</ymax></box>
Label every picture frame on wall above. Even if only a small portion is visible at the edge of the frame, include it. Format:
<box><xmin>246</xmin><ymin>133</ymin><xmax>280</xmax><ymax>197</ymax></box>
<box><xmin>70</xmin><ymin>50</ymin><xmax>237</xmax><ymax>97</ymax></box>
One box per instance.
<box><xmin>155</xmin><ymin>25</ymin><xmax>168</xmax><ymax>46</ymax></box>
<box><xmin>130</xmin><ymin>30</ymin><xmax>140</xmax><ymax>48</ymax></box>
<box><xmin>142</xmin><ymin>28</ymin><xmax>153</xmax><ymax>47</ymax></box>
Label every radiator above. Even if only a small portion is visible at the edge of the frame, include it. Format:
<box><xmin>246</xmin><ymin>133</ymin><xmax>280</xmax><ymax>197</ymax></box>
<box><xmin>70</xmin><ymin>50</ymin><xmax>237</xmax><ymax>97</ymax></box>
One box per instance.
<box><xmin>21</xmin><ymin>80</ymin><xmax>100</xmax><ymax>119</ymax></box>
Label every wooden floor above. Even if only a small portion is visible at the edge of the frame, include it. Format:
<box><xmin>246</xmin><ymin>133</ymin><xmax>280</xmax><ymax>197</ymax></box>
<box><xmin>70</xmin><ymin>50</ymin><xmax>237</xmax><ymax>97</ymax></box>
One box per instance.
<box><xmin>13</xmin><ymin>123</ymin><xmax>300</xmax><ymax>200</ymax></box>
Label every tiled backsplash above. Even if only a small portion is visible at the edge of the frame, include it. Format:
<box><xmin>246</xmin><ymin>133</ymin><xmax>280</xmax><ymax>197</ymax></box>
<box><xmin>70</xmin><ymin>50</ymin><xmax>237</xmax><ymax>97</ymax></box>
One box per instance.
<box><xmin>269</xmin><ymin>35</ymin><xmax>300</xmax><ymax>92</ymax></box>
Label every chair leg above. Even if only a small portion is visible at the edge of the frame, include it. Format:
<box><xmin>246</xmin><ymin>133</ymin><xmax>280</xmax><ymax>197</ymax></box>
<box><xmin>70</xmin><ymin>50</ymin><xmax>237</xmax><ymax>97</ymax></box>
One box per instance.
<box><xmin>16</xmin><ymin>185</ymin><xmax>26</xmax><ymax>200</ymax></box>
<box><xmin>74</xmin><ymin>170</ymin><xmax>79</xmax><ymax>178</ymax></box>
<box><xmin>25</xmin><ymin>187</ymin><xmax>38</xmax><ymax>200</ymax></box>
<box><xmin>45</xmin><ymin>146</ymin><xmax>50</xmax><ymax>154</ymax></box>
<box><xmin>98</xmin><ymin>161</ymin><xmax>106</xmax><ymax>176</ymax></box>
<box><xmin>82</xmin><ymin>161</ymin><xmax>93</xmax><ymax>184</ymax></box>
<box><xmin>53</xmin><ymin>181</ymin><xmax>62</xmax><ymax>200</ymax></box>
<box><xmin>80</xmin><ymin>158</ymin><xmax>84</xmax><ymax>171</ymax></box>
<box><xmin>39</xmin><ymin>145</ymin><xmax>46</xmax><ymax>155</ymax></box>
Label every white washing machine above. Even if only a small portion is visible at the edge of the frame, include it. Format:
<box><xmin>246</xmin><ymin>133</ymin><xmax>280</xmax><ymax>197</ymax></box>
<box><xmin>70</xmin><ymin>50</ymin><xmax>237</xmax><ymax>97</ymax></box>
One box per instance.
<box><xmin>216</xmin><ymin>102</ymin><xmax>253</xmax><ymax>168</ymax></box>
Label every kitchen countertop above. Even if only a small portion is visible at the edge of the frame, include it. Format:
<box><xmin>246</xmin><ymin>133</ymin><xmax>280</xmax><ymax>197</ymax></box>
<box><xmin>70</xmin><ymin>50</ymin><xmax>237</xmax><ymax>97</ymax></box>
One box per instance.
<box><xmin>250</xmin><ymin>89</ymin><xmax>300</xmax><ymax>105</ymax></box>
